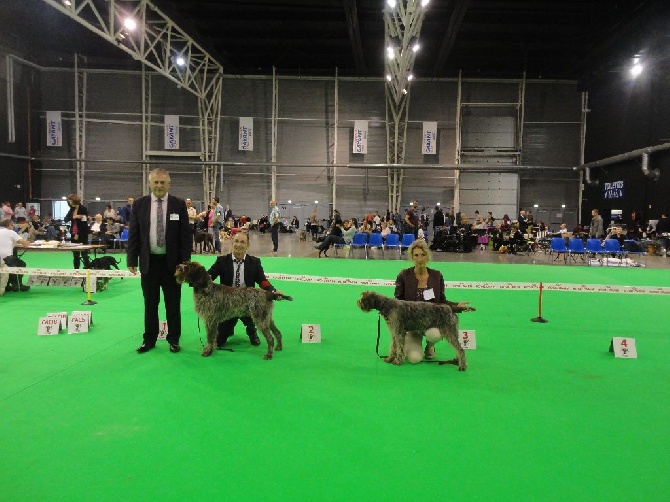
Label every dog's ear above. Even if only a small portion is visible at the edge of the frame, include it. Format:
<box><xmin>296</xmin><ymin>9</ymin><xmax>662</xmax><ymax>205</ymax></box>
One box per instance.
<box><xmin>189</xmin><ymin>263</ymin><xmax>210</xmax><ymax>290</ymax></box>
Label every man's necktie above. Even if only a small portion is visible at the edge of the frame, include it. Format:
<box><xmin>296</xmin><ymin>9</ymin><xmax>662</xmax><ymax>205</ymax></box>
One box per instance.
<box><xmin>156</xmin><ymin>198</ymin><xmax>165</xmax><ymax>247</ymax></box>
<box><xmin>234</xmin><ymin>259</ymin><xmax>243</xmax><ymax>287</ymax></box>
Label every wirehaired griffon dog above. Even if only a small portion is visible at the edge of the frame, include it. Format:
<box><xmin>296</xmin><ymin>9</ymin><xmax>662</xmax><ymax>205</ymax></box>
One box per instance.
<box><xmin>175</xmin><ymin>261</ymin><xmax>292</xmax><ymax>359</ymax></box>
<box><xmin>357</xmin><ymin>291</ymin><xmax>466</xmax><ymax>370</ymax></box>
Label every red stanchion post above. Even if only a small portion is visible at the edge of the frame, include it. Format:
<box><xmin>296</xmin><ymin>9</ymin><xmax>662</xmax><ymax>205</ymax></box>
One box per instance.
<box><xmin>531</xmin><ymin>281</ymin><xmax>548</xmax><ymax>323</ymax></box>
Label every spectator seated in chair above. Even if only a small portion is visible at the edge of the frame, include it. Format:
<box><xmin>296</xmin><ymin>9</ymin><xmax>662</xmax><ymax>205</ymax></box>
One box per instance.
<box><xmin>0</xmin><ymin>219</ymin><xmax>31</xmax><ymax>294</ymax></box>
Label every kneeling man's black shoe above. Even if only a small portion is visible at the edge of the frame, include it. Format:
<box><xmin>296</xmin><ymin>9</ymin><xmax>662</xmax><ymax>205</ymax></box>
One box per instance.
<box><xmin>136</xmin><ymin>342</ymin><xmax>155</xmax><ymax>353</ymax></box>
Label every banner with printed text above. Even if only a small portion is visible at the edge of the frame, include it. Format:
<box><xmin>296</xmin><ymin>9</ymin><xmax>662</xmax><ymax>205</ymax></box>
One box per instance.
<box><xmin>164</xmin><ymin>115</ymin><xmax>180</xmax><ymax>150</ymax></box>
<box><xmin>46</xmin><ymin>111</ymin><xmax>62</xmax><ymax>147</ymax></box>
<box><xmin>353</xmin><ymin>120</ymin><xmax>368</xmax><ymax>154</ymax></box>
<box><xmin>422</xmin><ymin>121</ymin><xmax>437</xmax><ymax>154</ymax></box>
<box><xmin>239</xmin><ymin>117</ymin><xmax>254</xmax><ymax>151</ymax></box>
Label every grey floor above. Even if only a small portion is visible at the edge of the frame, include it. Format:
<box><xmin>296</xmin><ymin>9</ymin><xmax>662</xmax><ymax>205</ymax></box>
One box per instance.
<box><xmin>207</xmin><ymin>230</ymin><xmax>670</xmax><ymax>269</ymax></box>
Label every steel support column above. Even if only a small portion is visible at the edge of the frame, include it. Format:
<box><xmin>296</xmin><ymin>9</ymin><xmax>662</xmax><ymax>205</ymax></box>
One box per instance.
<box><xmin>74</xmin><ymin>54</ymin><xmax>87</xmax><ymax>200</ymax></box>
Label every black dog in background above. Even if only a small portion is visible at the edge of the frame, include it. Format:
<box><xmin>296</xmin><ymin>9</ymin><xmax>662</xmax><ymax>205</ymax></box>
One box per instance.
<box><xmin>88</xmin><ymin>256</ymin><xmax>121</xmax><ymax>270</ymax></box>
<box><xmin>86</xmin><ymin>256</ymin><xmax>121</xmax><ymax>292</ymax></box>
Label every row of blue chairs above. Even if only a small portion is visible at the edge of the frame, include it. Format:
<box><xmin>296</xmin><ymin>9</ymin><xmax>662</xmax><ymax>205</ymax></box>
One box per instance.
<box><xmin>549</xmin><ymin>237</ymin><xmax>645</xmax><ymax>265</ymax></box>
<box><xmin>334</xmin><ymin>232</ymin><xmax>417</xmax><ymax>259</ymax></box>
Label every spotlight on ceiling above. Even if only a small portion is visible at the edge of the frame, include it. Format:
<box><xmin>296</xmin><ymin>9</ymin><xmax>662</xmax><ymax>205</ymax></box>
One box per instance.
<box><xmin>123</xmin><ymin>17</ymin><xmax>137</xmax><ymax>31</ymax></box>
<box><xmin>421</xmin><ymin>0</ymin><xmax>430</xmax><ymax>7</ymax></box>
<box><xmin>387</xmin><ymin>0</ymin><xmax>397</xmax><ymax>8</ymax></box>
<box><xmin>630</xmin><ymin>63</ymin><xmax>643</xmax><ymax>77</ymax></box>
<box><xmin>175</xmin><ymin>56</ymin><xmax>186</xmax><ymax>67</ymax></box>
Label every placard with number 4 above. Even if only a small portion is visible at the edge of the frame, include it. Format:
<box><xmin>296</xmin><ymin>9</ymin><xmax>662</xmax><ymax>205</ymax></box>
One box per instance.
<box><xmin>610</xmin><ymin>337</ymin><xmax>637</xmax><ymax>359</ymax></box>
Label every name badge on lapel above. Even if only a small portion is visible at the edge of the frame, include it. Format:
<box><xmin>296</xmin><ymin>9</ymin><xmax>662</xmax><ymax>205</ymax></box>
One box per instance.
<box><xmin>169</xmin><ymin>213</ymin><xmax>179</xmax><ymax>221</ymax></box>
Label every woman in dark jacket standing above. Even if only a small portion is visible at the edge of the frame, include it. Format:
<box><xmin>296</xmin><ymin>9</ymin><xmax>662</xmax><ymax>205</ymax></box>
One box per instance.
<box><xmin>64</xmin><ymin>193</ymin><xmax>91</xmax><ymax>269</ymax></box>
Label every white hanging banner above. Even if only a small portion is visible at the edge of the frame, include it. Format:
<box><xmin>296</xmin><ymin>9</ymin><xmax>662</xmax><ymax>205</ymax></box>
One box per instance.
<box><xmin>422</xmin><ymin>121</ymin><xmax>437</xmax><ymax>155</ymax></box>
<box><xmin>46</xmin><ymin>111</ymin><xmax>62</xmax><ymax>147</ymax></box>
<box><xmin>353</xmin><ymin>120</ymin><xmax>368</xmax><ymax>154</ymax></box>
<box><xmin>238</xmin><ymin>117</ymin><xmax>254</xmax><ymax>151</ymax></box>
<box><xmin>164</xmin><ymin>115</ymin><xmax>180</xmax><ymax>150</ymax></box>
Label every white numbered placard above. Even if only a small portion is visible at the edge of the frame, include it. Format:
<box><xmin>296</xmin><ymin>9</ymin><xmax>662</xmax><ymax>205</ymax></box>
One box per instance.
<box><xmin>68</xmin><ymin>315</ymin><xmax>90</xmax><ymax>334</ymax></box>
<box><xmin>611</xmin><ymin>337</ymin><xmax>637</xmax><ymax>359</ymax></box>
<box><xmin>38</xmin><ymin>317</ymin><xmax>62</xmax><ymax>335</ymax></box>
<box><xmin>301</xmin><ymin>324</ymin><xmax>321</xmax><ymax>343</ymax></box>
<box><xmin>71</xmin><ymin>310</ymin><xmax>93</xmax><ymax>327</ymax></box>
<box><xmin>46</xmin><ymin>312</ymin><xmax>68</xmax><ymax>330</ymax></box>
<box><xmin>157</xmin><ymin>320</ymin><xmax>168</xmax><ymax>340</ymax></box>
<box><xmin>458</xmin><ymin>330</ymin><xmax>477</xmax><ymax>350</ymax></box>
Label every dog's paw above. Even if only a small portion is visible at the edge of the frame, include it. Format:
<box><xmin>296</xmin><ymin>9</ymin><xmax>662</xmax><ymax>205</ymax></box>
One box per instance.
<box><xmin>275</xmin><ymin>343</ymin><xmax>283</xmax><ymax>351</ymax></box>
<box><xmin>263</xmin><ymin>353</ymin><xmax>273</xmax><ymax>360</ymax></box>
<box><xmin>201</xmin><ymin>346</ymin><xmax>213</xmax><ymax>357</ymax></box>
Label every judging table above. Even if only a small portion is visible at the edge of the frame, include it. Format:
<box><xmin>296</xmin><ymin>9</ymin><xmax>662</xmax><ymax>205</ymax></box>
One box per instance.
<box><xmin>16</xmin><ymin>242</ymin><xmax>106</xmax><ymax>258</ymax></box>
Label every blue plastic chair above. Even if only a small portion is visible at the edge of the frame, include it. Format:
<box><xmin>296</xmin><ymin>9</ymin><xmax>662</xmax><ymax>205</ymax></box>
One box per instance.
<box><xmin>349</xmin><ymin>232</ymin><xmax>368</xmax><ymax>259</ymax></box>
<box><xmin>586</xmin><ymin>238</ymin><xmax>605</xmax><ymax>265</ymax></box>
<box><xmin>549</xmin><ymin>237</ymin><xmax>568</xmax><ymax>262</ymax></box>
<box><xmin>384</xmin><ymin>233</ymin><xmax>401</xmax><ymax>259</ymax></box>
<box><xmin>112</xmin><ymin>228</ymin><xmax>129</xmax><ymax>252</ymax></box>
<box><xmin>567</xmin><ymin>237</ymin><xmax>586</xmax><ymax>264</ymax></box>
<box><xmin>366</xmin><ymin>232</ymin><xmax>384</xmax><ymax>259</ymax></box>
<box><xmin>604</xmin><ymin>238</ymin><xmax>625</xmax><ymax>265</ymax></box>
<box><xmin>400</xmin><ymin>233</ymin><xmax>415</xmax><ymax>254</ymax></box>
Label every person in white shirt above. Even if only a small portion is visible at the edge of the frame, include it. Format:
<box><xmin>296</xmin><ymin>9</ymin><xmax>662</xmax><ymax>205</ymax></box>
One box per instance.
<box><xmin>0</xmin><ymin>219</ymin><xmax>31</xmax><ymax>294</ymax></box>
<box><xmin>14</xmin><ymin>203</ymin><xmax>27</xmax><ymax>220</ymax></box>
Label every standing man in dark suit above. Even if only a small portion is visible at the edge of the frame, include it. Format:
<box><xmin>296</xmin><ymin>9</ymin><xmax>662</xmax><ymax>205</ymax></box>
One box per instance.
<box><xmin>207</xmin><ymin>231</ymin><xmax>278</xmax><ymax>347</ymax></box>
<box><xmin>127</xmin><ymin>168</ymin><xmax>191</xmax><ymax>353</ymax></box>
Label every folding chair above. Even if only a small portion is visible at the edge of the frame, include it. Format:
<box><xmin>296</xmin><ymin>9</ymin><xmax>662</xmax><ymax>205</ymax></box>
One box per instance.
<box><xmin>586</xmin><ymin>238</ymin><xmax>605</xmax><ymax>265</ymax></box>
<box><xmin>349</xmin><ymin>232</ymin><xmax>368</xmax><ymax>258</ymax></box>
<box><xmin>366</xmin><ymin>232</ymin><xmax>384</xmax><ymax>259</ymax></box>
<box><xmin>567</xmin><ymin>237</ymin><xmax>586</xmax><ymax>264</ymax></box>
<box><xmin>400</xmin><ymin>233</ymin><xmax>415</xmax><ymax>254</ymax></box>
<box><xmin>384</xmin><ymin>233</ymin><xmax>401</xmax><ymax>259</ymax></box>
<box><xmin>112</xmin><ymin>228</ymin><xmax>129</xmax><ymax>252</ymax></box>
<box><xmin>549</xmin><ymin>237</ymin><xmax>568</xmax><ymax>262</ymax></box>
<box><xmin>603</xmin><ymin>238</ymin><xmax>626</xmax><ymax>266</ymax></box>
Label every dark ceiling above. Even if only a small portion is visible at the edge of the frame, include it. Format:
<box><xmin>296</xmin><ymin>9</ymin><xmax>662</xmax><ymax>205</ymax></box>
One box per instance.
<box><xmin>2</xmin><ymin>0</ymin><xmax>670</xmax><ymax>82</ymax></box>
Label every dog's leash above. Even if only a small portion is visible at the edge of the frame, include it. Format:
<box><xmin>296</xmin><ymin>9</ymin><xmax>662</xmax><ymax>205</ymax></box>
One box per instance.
<box><xmin>197</xmin><ymin>318</ymin><xmax>233</xmax><ymax>352</ymax></box>
<box><xmin>375</xmin><ymin>313</ymin><xmax>458</xmax><ymax>366</ymax></box>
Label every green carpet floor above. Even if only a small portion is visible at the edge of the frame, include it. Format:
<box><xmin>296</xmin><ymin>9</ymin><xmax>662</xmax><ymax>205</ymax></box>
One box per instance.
<box><xmin>1</xmin><ymin>252</ymin><xmax>669</xmax><ymax>501</ymax></box>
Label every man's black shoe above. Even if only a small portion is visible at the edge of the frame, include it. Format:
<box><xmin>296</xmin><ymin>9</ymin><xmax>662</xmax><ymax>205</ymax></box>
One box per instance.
<box><xmin>136</xmin><ymin>342</ymin><xmax>156</xmax><ymax>353</ymax></box>
<box><xmin>169</xmin><ymin>343</ymin><xmax>181</xmax><ymax>353</ymax></box>
<box><xmin>19</xmin><ymin>285</ymin><xmax>30</xmax><ymax>292</ymax></box>
<box><xmin>249</xmin><ymin>333</ymin><xmax>261</xmax><ymax>346</ymax></box>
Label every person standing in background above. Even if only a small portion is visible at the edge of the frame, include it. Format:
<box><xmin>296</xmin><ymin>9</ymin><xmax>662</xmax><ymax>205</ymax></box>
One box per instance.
<box><xmin>589</xmin><ymin>209</ymin><xmax>604</xmax><ymax>239</ymax></box>
<box><xmin>64</xmin><ymin>194</ymin><xmax>91</xmax><ymax>269</ymax></box>
<box><xmin>269</xmin><ymin>199</ymin><xmax>280</xmax><ymax>253</ymax></box>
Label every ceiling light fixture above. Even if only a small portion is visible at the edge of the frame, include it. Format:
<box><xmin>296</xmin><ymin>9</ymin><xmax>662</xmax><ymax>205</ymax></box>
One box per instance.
<box><xmin>384</xmin><ymin>1</ymin><xmax>427</xmax><ymax>105</ymax></box>
<box><xmin>123</xmin><ymin>17</ymin><xmax>137</xmax><ymax>31</ymax></box>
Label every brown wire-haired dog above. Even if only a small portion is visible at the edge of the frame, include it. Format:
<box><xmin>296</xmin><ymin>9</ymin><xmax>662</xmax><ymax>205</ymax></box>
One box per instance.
<box><xmin>175</xmin><ymin>261</ymin><xmax>292</xmax><ymax>359</ymax></box>
<box><xmin>357</xmin><ymin>290</ymin><xmax>466</xmax><ymax>370</ymax></box>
